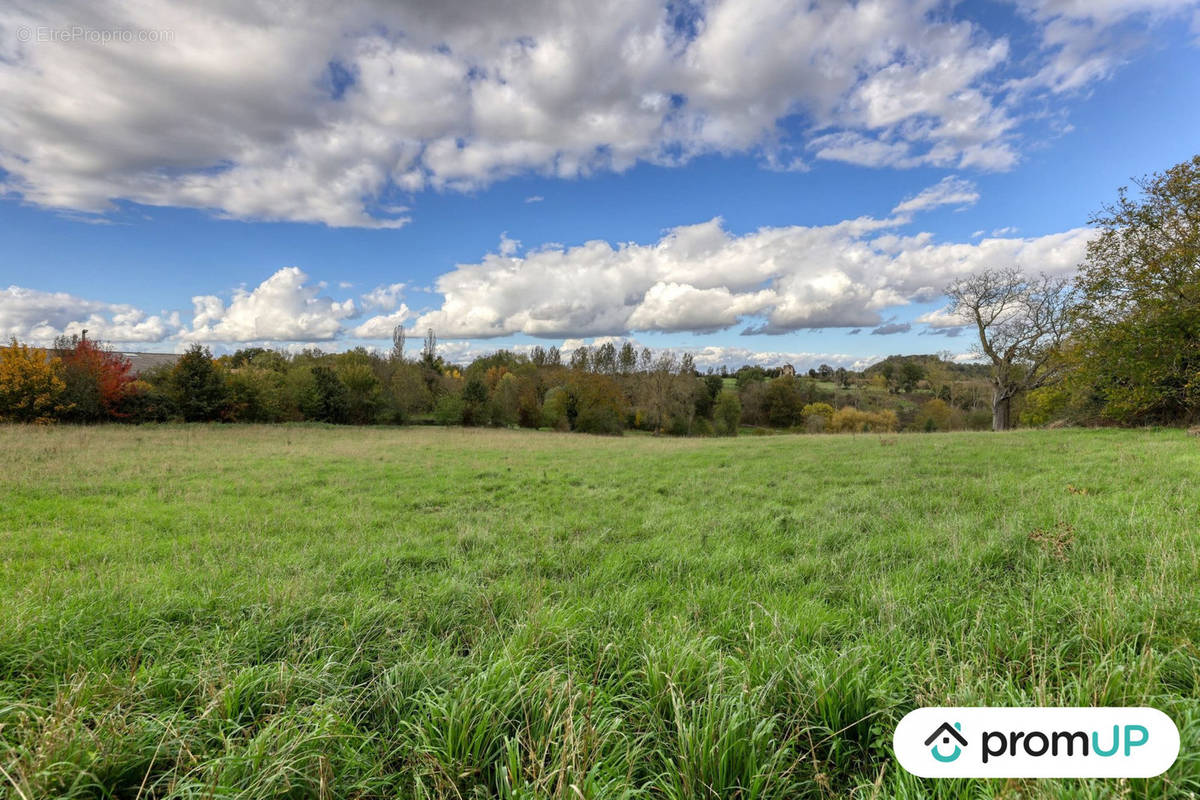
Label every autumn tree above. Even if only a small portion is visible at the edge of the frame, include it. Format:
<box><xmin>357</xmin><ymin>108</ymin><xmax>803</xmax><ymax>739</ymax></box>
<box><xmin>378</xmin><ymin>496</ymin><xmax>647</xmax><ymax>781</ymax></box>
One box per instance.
<box><xmin>945</xmin><ymin>268</ymin><xmax>1075</xmax><ymax>430</ymax></box>
<box><xmin>53</xmin><ymin>334</ymin><xmax>135</xmax><ymax>422</ymax></box>
<box><xmin>639</xmin><ymin>351</ymin><xmax>692</xmax><ymax>432</ymax></box>
<box><xmin>565</xmin><ymin>372</ymin><xmax>626</xmax><ymax>434</ymax></box>
<box><xmin>0</xmin><ymin>340</ymin><xmax>66</xmax><ymax>423</ymax></box>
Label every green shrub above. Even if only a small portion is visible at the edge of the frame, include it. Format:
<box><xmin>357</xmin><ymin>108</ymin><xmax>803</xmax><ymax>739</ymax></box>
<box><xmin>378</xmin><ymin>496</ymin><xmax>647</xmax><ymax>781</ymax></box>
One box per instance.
<box><xmin>828</xmin><ymin>407</ymin><xmax>898</xmax><ymax>433</ymax></box>
<box><xmin>714</xmin><ymin>389</ymin><xmax>741</xmax><ymax>436</ymax></box>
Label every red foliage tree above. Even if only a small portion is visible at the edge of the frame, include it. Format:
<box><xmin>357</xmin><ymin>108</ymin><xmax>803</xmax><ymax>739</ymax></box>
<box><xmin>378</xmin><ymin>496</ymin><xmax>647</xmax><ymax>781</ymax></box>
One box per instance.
<box><xmin>55</xmin><ymin>334</ymin><xmax>135</xmax><ymax>421</ymax></box>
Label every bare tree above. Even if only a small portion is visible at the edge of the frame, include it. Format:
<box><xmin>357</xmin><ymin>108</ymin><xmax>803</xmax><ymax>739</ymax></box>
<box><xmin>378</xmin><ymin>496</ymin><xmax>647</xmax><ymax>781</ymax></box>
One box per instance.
<box><xmin>945</xmin><ymin>267</ymin><xmax>1075</xmax><ymax>431</ymax></box>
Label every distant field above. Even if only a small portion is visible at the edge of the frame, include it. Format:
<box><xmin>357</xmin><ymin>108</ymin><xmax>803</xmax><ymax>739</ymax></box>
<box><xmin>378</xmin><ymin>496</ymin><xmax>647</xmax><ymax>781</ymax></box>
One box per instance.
<box><xmin>1</xmin><ymin>425</ymin><xmax>1197</xmax><ymax>799</ymax></box>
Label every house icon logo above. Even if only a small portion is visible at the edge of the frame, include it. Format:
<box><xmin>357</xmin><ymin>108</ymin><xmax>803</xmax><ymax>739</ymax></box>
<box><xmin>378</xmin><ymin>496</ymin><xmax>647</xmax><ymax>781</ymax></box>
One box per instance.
<box><xmin>924</xmin><ymin>721</ymin><xmax>967</xmax><ymax>762</ymax></box>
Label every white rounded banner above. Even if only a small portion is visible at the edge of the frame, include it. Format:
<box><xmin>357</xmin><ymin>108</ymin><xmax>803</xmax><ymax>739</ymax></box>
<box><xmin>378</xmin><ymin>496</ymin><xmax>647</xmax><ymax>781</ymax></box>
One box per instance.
<box><xmin>894</xmin><ymin>707</ymin><xmax>1179</xmax><ymax>778</ymax></box>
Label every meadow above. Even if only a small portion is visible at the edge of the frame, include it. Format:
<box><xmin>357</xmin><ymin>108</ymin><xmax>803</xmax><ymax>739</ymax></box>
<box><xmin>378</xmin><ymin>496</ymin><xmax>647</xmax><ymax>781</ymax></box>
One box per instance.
<box><xmin>0</xmin><ymin>424</ymin><xmax>1197</xmax><ymax>799</ymax></box>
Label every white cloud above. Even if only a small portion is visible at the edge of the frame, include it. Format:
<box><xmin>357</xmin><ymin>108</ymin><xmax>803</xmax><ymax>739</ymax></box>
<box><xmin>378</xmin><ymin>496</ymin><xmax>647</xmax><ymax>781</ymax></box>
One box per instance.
<box><xmin>360</xmin><ymin>282</ymin><xmax>406</xmax><ymax>311</ymax></box>
<box><xmin>1010</xmin><ymin>0</ymin><xmax>1200</xmax><ymax>94</ymax></box>
<box><xmin>498</xmin><ymin>233</ymin><xmax>521</xmax><ymax>257</ymax></box>
<box><xmin>0</xmin><ymin>286</ymin><xmax>179</xmax><ymax>344</ymax></box>
<box><xmin>182</xmin><ymin>267</ymin><xmax>356</xmax><ymax>342</ymax></box>
<box><xmin>914</xmin><ymin>307</ymin><xmax>970</xmax><ymax>331</ymax></box>
<box><xmin>414</xmin><ymin>215</ymin><xmax>1095</xmax><ymax>338</ymax></box>
<box><xmin>1</xmin><ymin>0</ymin><xmax>1183</xmax><ymax>226</ymax></box>
<box><xmin>1</xmin><ymin>190</ymin><xmax>1096</xmax><ymax>352</ymax></box>
<box><xmin>524</xmin><ymin>195</ymin><xmax>544</xmax><ymax>204</ymax></box>
<box><xmin>892</xmin><ymin>176</ymin><xmax>980</xmax><ymax>215</ymax></box>
<box><xmin>688</xmin><ymin>346</ymin><xmax>881</xmax><ymax>372</ymax></box>
<box><xmin>348</xmin><ymin>307</ymin><xmax>412</xmax><ymax>339</ymax></box>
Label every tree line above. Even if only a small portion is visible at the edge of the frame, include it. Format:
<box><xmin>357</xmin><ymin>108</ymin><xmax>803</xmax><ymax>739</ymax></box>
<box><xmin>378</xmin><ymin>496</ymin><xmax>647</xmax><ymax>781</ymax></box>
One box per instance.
<box><xmin>0</xmin><ymin>332</ymin><xmax>979</xmax><ymax>435</ymax></box>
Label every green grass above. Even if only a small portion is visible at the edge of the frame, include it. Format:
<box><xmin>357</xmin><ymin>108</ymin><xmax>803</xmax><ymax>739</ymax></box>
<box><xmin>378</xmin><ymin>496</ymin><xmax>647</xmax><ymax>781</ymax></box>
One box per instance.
<box><xmin>0</xmin><ymin>425</ymin><xmax>1197</xmax><ymax>799</ymax></box>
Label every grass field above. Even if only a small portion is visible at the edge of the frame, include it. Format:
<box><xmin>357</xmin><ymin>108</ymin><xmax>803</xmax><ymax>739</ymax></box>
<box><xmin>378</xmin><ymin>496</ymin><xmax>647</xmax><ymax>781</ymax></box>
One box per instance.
<box><xmin>1</xmin><ymin>425</ymin><xmax>1197</xmax><ymax>799</ymax></box>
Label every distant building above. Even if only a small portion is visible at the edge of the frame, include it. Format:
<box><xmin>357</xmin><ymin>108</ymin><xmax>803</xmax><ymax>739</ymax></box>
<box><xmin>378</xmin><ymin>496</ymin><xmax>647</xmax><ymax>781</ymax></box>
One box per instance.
<box><xmin>119</xmin><ymin>352</ymin><xmax>180</xmax><ymax>375</ymax></box>
<box><xmin>25</xmin><ymin>346</ymin><xmax>178</xmax><ymax>375</ymax></box>
<box><xmin>780</xmin><ymin>363</ymin><xmax>795</xmax><ymax>377</ymax></box>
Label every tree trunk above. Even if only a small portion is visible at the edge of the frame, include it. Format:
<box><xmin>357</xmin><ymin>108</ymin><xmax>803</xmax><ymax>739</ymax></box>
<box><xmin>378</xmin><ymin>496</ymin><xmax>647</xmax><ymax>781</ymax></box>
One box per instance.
<box><xmin>992</xmin><ymin>391</ymin><xmax>1012</xmax><ymax>431</ymax></box>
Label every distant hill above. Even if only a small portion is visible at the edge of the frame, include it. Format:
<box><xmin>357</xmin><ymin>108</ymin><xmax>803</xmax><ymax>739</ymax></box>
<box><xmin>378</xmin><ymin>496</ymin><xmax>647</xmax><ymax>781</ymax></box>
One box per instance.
<box><xmin>862</xmin><ymin>354</ymin><xmax>990</xmax><ymax>380</ymax></box>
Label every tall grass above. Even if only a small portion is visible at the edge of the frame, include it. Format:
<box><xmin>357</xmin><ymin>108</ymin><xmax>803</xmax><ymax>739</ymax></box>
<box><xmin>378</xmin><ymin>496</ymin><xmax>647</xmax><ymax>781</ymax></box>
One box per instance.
<box><xmin>0</xmin><ymin>424</ymin><xmax>1196</xmax><ymax>798</ymax></box>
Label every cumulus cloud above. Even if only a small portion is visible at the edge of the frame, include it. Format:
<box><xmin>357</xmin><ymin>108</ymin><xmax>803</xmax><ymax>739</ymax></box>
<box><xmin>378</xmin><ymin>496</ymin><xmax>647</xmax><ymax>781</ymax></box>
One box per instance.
<box><xmin>182</xmin><ymin>267</ymin><xmax>356</xmax><ymax>342</ymax></box>
<box><xmin>892</xmin><ymin>176</ymin><xmax>980</xmax><ymax>215</ymax></box>
<box><xmin>0</xmin><ymin>0</ymin><xmax>1186</xmax><ymax>226</ymax></box>
<box><xmin>360</xmin><ymin>282</ymin><xmax>406</xmax><ymax>311</ymax></box>
<box><xmin>348</xmin><ymin>307</ymin><xmax>412</xmax><ymax>339</ymax></box>
<box><xmin>0</xmin><ymin>286</ymin><xmax>179</xmax><ymax>344</ymax></box>
<box><xmin>414</xmin><ymin>216</ymin><xmax>1095</xmax><ymax>338</ymax></box>
<box><xmin>1</xmin><ymin>199</ymin><xmax>1096</xmax><ymax>352</ymax></box>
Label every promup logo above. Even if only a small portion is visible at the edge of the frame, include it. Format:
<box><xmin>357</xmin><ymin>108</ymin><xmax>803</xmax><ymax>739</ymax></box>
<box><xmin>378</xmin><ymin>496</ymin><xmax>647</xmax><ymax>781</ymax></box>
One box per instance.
<box><xmin>895</xmin><ymin>708</ymin><xmax>1179</xmax><ymax>778</ymax></box>
<box><xmin>925</xmin><ymin>721</ymin><xmax>967</xmax><ymax>762</ymax></box>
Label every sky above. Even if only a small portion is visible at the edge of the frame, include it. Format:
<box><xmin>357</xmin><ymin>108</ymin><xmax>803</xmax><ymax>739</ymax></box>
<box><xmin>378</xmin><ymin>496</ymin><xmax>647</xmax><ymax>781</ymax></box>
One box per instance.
<box><xmin>1</xmin><ymin>0</ymin><xmax>1198</xmax><ymax>371</ymax></box>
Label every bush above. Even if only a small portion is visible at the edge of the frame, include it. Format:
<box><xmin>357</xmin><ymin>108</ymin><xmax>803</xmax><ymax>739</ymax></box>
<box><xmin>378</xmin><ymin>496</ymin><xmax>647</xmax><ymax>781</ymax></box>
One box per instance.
<box><xmin>801</xmin><ymin>402</ymin><xmax>835</xmax><ymax>421</ymax></box>
<box><xmin>568</xmin><ymin>373</ymin><xmax>626</xmax><ymax>435</ymax></box>
<box><xmin>801</xmin><ymin>402</ymin><xmax>835</xmax><ymax>433</ymax></box>
<box><xmin>227</xmin><ymin>367</ymin><xmax>286</xmax><ymax>422</ymax></box>
<box><xmin>714</xmin><ymin>389</ymin><xmax>741</xmax><ymax>436</ymax></box>
<box><xmin>542</xmin><ymin>386</ymin><xmax>570</xmax><ymax>430</ymax></box>
<box><xmin>339</xmin><ymin>363</ymin><xmax>382</xmax><ymax>424</ymax></box>
<box><xmin>488</xmin><ymin>373</ymin><xmax>520</xmax><ymax>427</ymax></box>
<box><xmin>966</xmin><ymin>409</ymin><xmax>993</xmax><ymax>430</ymax></box>
<box><xmin>1020</xmin><ymin>385</ymin><xmax>1071</xmax><ymax>427</ymax></box>
<box><xmin>915</xmin><ymin>398</ymin><xmax>952</xmax><ymax>431</ymax></box>
<box><xmin>386</xmin><ymin>364</ymin><xmax>432</xmax><ymax>424</ymax></box>
<box><xmin>828</xmin><ymin>407</ymin><xmax>898</xmax><ymax>433</ymax></box>
<box><xmin>434</xmin><ymin>394</ymin><xmax>465</xmax><ymax>425</ymax></box>
<box><xmin>119</xmin><ymin>378</ymin><xmax>176</xmax><ymax>423</ymax></box>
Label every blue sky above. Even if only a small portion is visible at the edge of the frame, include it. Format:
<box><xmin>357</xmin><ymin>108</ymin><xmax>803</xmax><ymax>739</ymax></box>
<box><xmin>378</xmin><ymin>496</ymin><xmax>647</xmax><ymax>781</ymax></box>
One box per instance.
<box><xmin>1</xmin><ymin>0</ymin><xmax>1198</xmax><ymax>369</ymax></box>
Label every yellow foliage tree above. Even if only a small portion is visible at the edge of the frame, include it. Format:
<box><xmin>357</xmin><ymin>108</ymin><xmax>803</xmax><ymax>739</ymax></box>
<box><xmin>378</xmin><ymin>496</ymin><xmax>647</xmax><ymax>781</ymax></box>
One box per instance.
<box><xmin>917</xmin><ymin>398</ymin><xmax>953</xmax><ymax>431</ymax></box>
<box><xmin>0</xmin><ymin>340</ymin><xmax>67</xmax><ymax>423</ymax></box>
